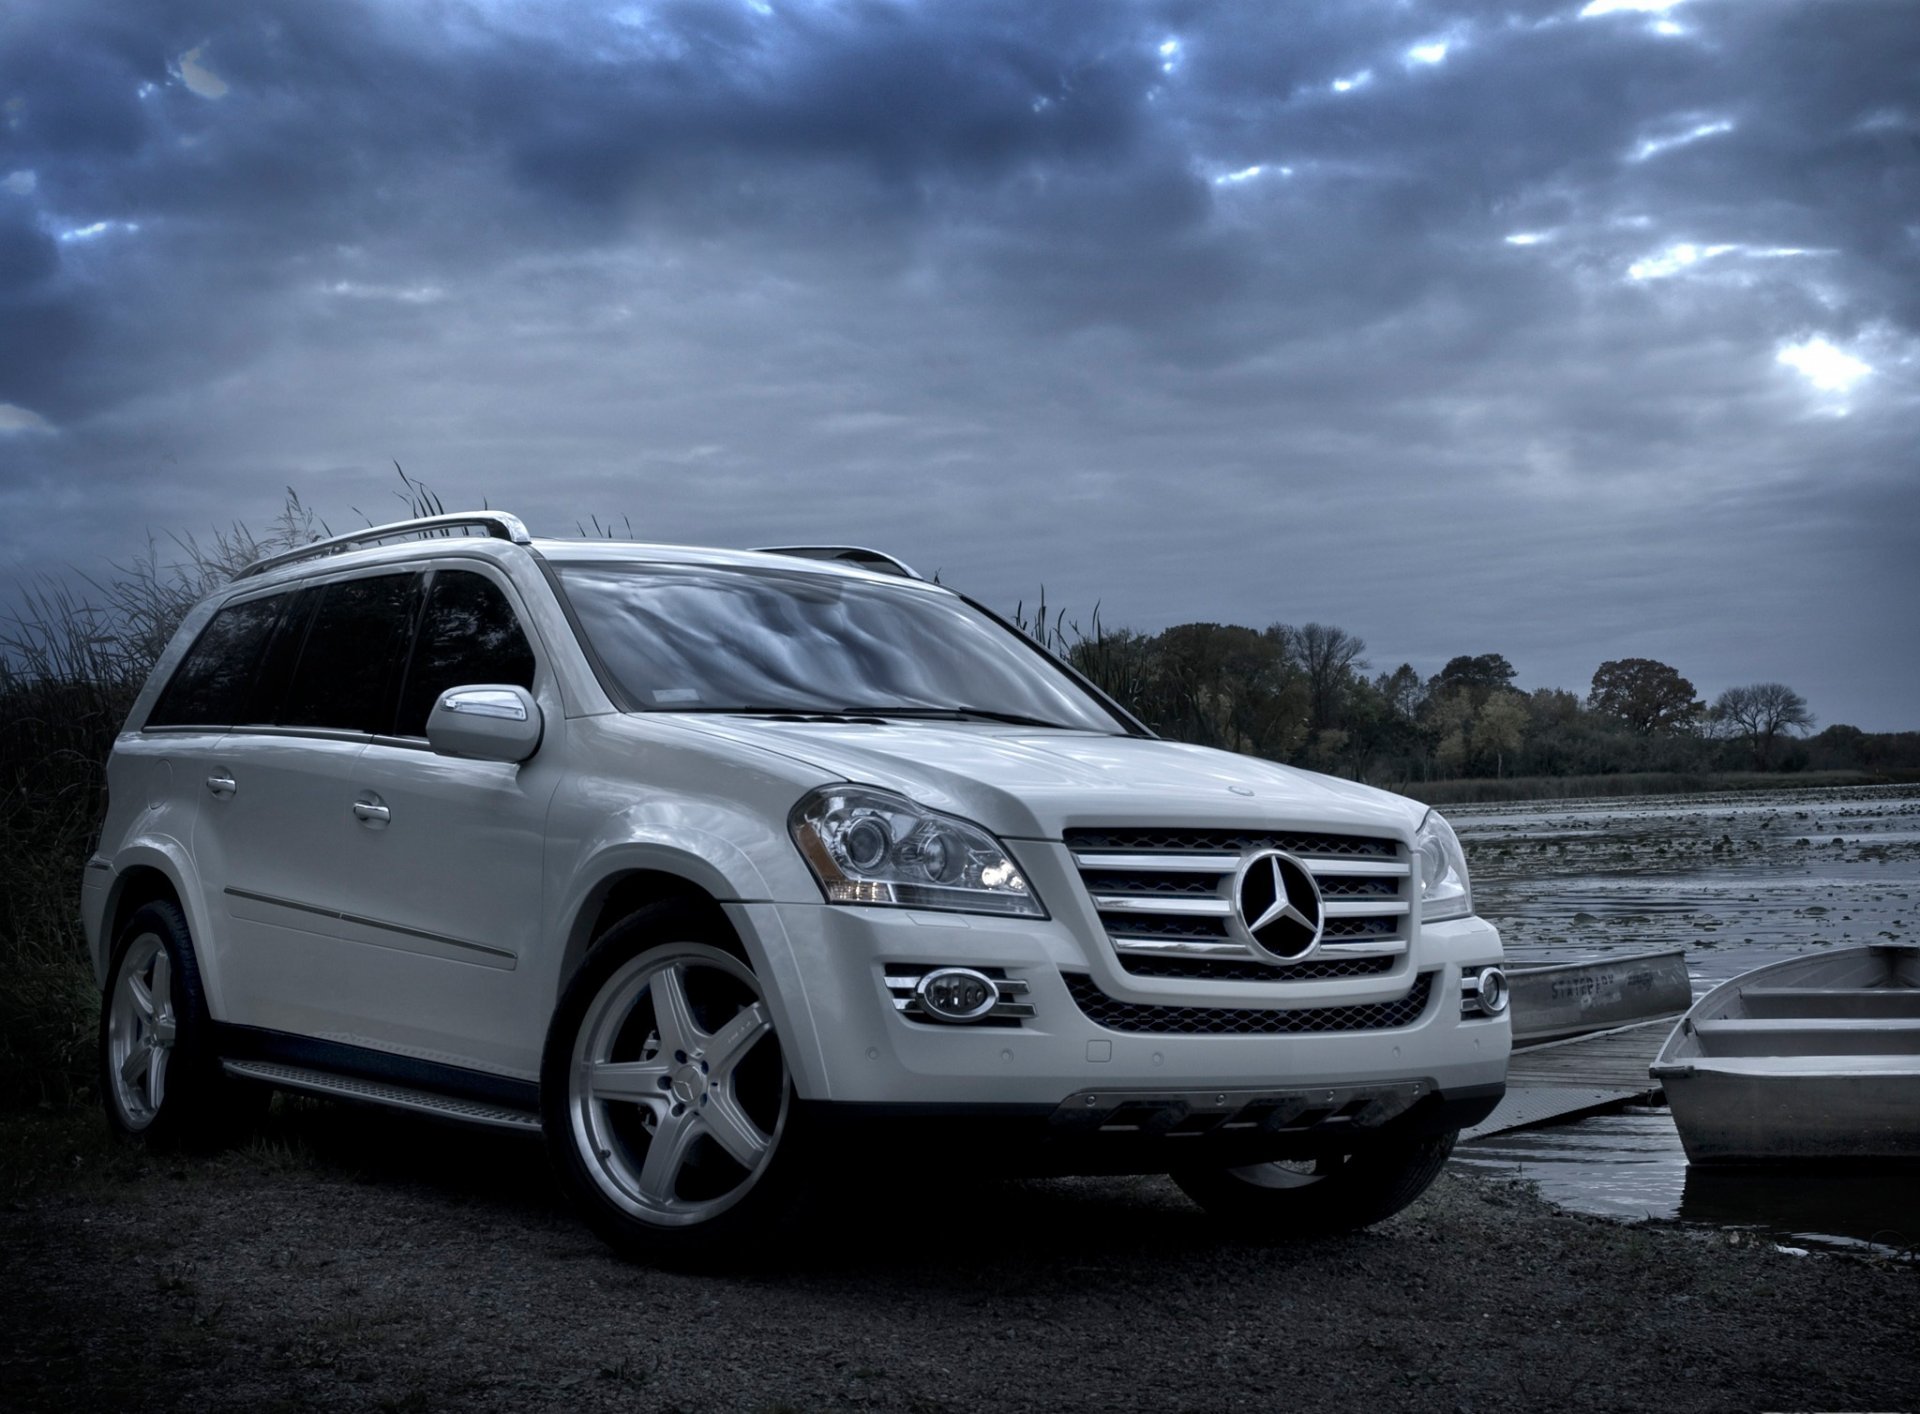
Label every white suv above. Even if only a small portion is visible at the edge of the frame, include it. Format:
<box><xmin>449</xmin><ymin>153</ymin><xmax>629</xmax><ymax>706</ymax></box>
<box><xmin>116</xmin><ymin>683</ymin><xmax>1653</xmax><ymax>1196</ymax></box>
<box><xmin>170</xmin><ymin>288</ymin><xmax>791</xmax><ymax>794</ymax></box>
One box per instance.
<box><xmin>84</xmin><ymin>512</ymin><xmax>1508</xmax><ymax>1259</ymax></box>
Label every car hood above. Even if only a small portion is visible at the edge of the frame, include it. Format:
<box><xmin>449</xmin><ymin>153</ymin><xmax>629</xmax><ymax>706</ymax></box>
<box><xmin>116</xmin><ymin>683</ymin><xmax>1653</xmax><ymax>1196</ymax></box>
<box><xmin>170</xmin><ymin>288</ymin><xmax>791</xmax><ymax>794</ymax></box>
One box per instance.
<box><xmin>663</xmin><ymin>717</ymin><xmax>1425</xmax><ymax>842</ymax></box>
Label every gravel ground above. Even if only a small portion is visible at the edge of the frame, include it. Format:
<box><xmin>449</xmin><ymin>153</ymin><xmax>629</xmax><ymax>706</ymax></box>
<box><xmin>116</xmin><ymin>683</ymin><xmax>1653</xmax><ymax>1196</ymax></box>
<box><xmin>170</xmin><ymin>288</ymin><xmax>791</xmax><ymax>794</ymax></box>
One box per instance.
<box><xmin>2</xmin><ymin>1101</ymin><xmax>1914</xmax><ymax>1414</ymax></box>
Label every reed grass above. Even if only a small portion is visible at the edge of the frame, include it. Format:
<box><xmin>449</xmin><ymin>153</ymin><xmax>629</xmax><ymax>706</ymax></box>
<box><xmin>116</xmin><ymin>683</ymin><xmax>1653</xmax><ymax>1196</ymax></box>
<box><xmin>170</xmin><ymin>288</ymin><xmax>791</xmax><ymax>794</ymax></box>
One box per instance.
<box><xmin>1</xmin><ymin>491</ymin><xmax>338</xmax><ymax>1108</ymax></box>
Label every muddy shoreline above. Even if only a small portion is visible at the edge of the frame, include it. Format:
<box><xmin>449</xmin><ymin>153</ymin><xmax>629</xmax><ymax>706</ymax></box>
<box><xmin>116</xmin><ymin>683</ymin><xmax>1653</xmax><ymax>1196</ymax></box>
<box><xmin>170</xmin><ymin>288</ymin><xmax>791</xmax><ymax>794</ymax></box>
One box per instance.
<box><xmin>2</xmin><ymin>1103</ymin><xmax>1914</xmax><ymax>1414</ymax></box>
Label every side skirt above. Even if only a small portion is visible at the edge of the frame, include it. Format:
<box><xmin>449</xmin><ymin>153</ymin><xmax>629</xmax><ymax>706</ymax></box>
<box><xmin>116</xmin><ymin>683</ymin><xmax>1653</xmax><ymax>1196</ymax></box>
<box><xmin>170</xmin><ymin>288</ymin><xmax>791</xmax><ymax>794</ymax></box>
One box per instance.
<box><xmin>212</xmin><ymin>1023</ymin><xmax>541</xmax><ymax>1132</ymax></box>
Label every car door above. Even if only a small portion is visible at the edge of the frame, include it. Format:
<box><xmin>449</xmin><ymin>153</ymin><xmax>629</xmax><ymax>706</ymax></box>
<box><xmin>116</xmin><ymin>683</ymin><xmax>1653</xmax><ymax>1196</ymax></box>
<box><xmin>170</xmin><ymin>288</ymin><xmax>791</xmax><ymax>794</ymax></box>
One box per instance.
<box><xmin>136</xmin><ymin>590</ymin><xmax>294</xmax><ymax>1019</ymax></box>
<box><xmin>195</xmin><ymin>570</ymin><xmax>419</xmax><ymax>1043</ymax></box>
<box><xmin>334</xmin><ymin>563</ymin><xmax>563</xmax><ymax>1079</ymax></box>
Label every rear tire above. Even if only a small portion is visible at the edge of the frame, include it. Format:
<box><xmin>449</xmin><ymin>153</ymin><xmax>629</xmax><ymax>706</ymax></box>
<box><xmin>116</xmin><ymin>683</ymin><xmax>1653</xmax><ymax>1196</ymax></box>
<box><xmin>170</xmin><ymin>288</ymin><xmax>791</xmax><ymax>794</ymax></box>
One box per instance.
<box><xmin>99</xmin><ymin>901</ymin><xmax>255</xmax><ymax>1147</ymax></box>
<box><xmin>540</xmin><ymin>901</ymin><xmax>807</xmax><ymax>1265</ymax></box>
<box><xmin>1173</xmin><ymin>1131</ymin><xmax>1456</xmax><ymax>1238</ymax></box>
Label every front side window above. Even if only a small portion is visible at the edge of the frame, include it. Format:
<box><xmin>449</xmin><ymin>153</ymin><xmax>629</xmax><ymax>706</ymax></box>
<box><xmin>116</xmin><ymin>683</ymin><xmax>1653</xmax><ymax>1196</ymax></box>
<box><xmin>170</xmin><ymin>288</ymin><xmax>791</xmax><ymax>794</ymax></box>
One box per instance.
<box><xmin>396</xmin><ymin>570</ymin><xmax>538</xmax><ymax>736</ymax></box>
<box><xmin>278</xmin><ymin>574</ymin><xmax>420</xmax><ymax>733</ymax></box>
<box><xmin>553</xmin><ymin>563</ymin><xmax>1128</xmax><ymax>733</ymax></box>
<box><xmin>148</xmin><ymin>595</ymin><xmax>286</xmax><ymax>727</ymax></box>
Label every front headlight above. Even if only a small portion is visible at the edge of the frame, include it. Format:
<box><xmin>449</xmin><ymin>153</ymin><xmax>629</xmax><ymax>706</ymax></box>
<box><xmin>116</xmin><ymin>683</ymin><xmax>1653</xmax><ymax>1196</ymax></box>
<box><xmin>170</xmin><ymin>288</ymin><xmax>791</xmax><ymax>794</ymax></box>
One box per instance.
<box><xmin>789</xmin><ymin>786</ymin><xmax>1044</xmax><ymax>918</ymax></box>
<box><xmin>1415</xmin><ymin>808</ymin><xmax>1472</xmax><ymax>922</ymax></box>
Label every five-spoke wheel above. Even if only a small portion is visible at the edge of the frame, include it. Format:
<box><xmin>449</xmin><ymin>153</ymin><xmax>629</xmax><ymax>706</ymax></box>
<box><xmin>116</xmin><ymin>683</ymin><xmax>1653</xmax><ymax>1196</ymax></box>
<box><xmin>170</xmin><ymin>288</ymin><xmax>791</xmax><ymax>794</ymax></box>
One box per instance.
<box><xmin>98</xmin><ymin>901</ymin><xmax>250</xmax><ymax>1145</ymax></box>
<box><xmin>105</xmin><ymin>929</ymin><xmax>178</xmax><ymax>1130</ymax></box>
<box><xmin>543</xmin><ymin>904</ymin><xmax>803</xmax><ymax>1260</ymax></box>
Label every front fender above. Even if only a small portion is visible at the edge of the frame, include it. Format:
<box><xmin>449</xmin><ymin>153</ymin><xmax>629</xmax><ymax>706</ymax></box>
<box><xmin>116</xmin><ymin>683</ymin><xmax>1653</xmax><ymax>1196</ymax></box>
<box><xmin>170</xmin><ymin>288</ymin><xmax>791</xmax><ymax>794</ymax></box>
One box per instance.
<box><xmin>547</xmin><ymin>813</ymin><xmax>834</xmax><ymax>1101</ymax></box>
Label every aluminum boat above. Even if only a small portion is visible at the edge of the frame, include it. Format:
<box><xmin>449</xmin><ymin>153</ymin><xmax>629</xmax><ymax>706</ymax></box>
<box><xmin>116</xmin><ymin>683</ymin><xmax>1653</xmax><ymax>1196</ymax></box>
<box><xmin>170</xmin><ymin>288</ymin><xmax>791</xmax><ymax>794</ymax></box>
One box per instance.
<box><xmin>1651</xmin><ymin>944</ymin><xmax>1920</xmax><ymax>1164</ymax></box>
<box><xmin>1506</xmin><ymin>947</ymin><xmax>1690</xmax><ymax>1046</ymax></box>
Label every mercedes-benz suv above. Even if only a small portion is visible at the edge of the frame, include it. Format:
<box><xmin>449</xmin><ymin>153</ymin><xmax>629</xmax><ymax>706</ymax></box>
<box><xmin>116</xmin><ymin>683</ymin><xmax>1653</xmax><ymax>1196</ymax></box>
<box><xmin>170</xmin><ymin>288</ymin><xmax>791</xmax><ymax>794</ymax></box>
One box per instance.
<box><xmin>84</xmin><ymin>511</ymin><xmax>1509</xmax><ymax>1259</ymax></box>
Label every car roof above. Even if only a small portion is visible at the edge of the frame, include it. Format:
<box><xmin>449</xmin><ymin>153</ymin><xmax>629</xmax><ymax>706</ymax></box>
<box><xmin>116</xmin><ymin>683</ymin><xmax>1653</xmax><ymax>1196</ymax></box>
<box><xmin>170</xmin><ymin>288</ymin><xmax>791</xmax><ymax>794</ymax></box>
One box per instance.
<box><xmin>229</xmin><ymin>525</ymin><xmax>941</xmax><ymax>598</ymax></box>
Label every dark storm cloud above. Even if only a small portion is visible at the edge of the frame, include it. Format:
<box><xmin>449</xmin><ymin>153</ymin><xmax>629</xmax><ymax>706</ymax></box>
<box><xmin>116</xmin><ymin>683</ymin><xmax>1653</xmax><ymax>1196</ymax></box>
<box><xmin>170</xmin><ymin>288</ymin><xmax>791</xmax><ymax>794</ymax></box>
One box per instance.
<box><xmin>6</xmin><ymin>0</ymin><xmax>1915</xmax><ymax>369</ymax></box>
<box><xmin>1</xmin><ymin>0</ymin><xmax>1917</xmax><ymax>726</ymax></box>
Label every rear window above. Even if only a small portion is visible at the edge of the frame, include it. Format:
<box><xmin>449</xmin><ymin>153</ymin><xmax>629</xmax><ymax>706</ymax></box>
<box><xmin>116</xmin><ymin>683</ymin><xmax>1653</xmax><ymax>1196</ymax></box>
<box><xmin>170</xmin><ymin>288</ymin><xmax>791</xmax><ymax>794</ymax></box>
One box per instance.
<box><xmin>147</xmin><ymin>596</ymin><xmax>285</xmax><ymax>728</ymax></box>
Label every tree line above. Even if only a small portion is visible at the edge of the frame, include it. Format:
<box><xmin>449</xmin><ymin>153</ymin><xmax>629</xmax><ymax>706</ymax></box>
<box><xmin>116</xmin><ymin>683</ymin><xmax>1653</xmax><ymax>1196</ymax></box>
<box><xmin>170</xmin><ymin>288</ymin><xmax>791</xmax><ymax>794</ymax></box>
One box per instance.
<box><xmin>1011</xmin><ymin>603</ymin><xmax>1917</xmax><ymax>787</ymax></box>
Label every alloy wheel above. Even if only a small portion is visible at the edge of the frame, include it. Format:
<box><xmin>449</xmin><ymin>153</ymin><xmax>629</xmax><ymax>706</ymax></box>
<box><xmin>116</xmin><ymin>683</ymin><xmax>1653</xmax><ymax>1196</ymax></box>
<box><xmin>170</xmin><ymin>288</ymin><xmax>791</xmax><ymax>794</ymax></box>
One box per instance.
<box><xmin>566</xmin><ymin>945</ymin><xmax>788</xmax><ymax>1228</ymax></box>
<box><xmin>107</xmin><ymin>932</ymin><xmax>177</xmax><ymax>1130</ymax></box>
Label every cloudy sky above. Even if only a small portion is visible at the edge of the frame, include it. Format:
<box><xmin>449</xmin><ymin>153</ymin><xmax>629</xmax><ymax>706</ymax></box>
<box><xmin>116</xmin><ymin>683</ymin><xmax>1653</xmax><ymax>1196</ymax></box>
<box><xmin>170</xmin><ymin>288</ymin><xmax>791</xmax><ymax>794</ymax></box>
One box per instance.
<box><xmin>2</xmin><ymin>0</ymin><xmax>1916</xmax><ymax>728</ymax></box>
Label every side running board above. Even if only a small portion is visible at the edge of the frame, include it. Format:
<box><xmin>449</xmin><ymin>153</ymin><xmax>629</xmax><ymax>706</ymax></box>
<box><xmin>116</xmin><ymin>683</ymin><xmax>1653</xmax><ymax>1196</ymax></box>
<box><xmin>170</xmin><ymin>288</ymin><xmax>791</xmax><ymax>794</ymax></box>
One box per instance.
<box><xmin>223</xmin><ymin>1060</ymin><xmax>541</xmax><ymax>1132</ymax></box>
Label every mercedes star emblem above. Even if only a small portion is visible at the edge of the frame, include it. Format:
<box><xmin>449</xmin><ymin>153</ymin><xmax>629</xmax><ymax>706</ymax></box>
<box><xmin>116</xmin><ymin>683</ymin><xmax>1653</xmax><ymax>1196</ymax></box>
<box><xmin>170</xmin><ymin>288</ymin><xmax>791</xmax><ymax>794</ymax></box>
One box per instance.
<box><xmin>1230</xmin><ymin>849</ymin><xmax>1326</xmax><ymax>962</ymax></box>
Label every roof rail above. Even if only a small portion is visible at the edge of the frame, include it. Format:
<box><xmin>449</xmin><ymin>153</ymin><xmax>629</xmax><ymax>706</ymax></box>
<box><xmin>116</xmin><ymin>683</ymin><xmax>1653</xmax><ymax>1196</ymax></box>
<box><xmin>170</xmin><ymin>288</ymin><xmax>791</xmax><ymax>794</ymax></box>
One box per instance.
<box><xmin>754</xmin><ymin>545</ymin><xmax>923</xmax><ymax>580</ymax></box>
<box><xmin>234</xmin><ymin>512</ymin><xmax>533</xmax><ymax>580</ymax></box>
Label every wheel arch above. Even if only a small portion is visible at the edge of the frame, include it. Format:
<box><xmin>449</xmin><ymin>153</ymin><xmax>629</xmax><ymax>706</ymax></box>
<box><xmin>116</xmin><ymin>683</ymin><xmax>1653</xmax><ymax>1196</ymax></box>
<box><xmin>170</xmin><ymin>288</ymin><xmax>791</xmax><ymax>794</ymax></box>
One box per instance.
<box><xmin>560</xmin><ymin>866</ymin><xmax>744</xmax><ymax>988</ymax></box>
<box><xmin>96</xmin><ymin>847</ymin><xmax>209</xmax><ymax>992</ymax></box>
<box><xmin>551</xmin><ymin>849</ymin><xmax>830</xmax><ymax>1102</ymax></box>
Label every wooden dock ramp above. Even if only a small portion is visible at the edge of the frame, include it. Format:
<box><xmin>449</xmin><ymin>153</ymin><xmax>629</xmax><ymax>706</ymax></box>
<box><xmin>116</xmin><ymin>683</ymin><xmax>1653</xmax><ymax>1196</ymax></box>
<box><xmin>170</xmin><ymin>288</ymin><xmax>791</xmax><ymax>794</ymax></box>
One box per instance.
<box><xmin>1463</xmin><ymin>1016</ymin><xmax>1676</xmax><ymax>1140</ymax></box>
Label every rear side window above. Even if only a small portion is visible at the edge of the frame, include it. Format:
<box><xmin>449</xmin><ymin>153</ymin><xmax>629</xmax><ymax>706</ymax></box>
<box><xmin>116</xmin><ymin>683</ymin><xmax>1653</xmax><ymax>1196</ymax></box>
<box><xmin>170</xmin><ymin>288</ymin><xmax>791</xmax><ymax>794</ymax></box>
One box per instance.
<box><xmin>147</xmin><ymin>596</ymin><xmax>284</xmax><ymax>728</ymax></box>
<box><xmin>277</xmin><ymin>574</ymin><xmax>421</xmax><ymax>733</ymax></box>
<box><xmin>395</xmin><ymin>570</ymin><xmax>538</xmax><ymax>737</ymax></box>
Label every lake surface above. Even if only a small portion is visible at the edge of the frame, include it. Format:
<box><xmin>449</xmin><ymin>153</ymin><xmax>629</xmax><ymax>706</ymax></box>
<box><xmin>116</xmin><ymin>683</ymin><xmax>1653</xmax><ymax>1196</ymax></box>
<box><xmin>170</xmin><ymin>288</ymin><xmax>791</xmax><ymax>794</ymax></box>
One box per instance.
<box><xmin>1443</xmin><ymin>784</ymin><xmax>1920</xmax><ymax>1256</ymax></box>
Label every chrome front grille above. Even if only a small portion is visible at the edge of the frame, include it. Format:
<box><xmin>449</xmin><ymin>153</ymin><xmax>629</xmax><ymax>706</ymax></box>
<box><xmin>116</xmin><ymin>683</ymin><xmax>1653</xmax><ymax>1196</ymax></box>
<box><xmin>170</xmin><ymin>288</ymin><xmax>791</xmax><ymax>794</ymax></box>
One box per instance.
<box><xmin>1064</xmin><ymin>826</ymin><xmax>1413</xmax><ymax>982</ymax></box>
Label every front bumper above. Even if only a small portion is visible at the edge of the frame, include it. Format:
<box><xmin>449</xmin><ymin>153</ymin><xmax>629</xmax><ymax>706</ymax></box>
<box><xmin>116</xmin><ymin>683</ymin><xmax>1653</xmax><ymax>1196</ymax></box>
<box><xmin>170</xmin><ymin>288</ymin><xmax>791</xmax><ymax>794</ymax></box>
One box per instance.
<box><xmin>731</xmin><ymin>900</ymin><xmax>1510</xmax><ymax>1115</ymax></box>
<box><xmin>802</xmin><ymin>1081</ymin><xmax>1503</xmax><ymax>1177</ymax></box>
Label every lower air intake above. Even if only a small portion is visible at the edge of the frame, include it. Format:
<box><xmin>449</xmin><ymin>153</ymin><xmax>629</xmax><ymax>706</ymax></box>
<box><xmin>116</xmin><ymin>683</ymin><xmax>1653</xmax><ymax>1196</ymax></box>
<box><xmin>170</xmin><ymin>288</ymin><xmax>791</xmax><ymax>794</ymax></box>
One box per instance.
<box><xmin>1062</xmin><ymin>972</ymin><xmax>1435</xmax><ymax>1036</ymax></box>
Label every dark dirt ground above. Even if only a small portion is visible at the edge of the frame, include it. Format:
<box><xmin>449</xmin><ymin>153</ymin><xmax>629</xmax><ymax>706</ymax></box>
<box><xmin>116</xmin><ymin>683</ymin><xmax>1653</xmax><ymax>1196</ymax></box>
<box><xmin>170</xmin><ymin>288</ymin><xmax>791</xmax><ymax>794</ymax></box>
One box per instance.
<box><xmin>1</xmin><ymin>1099</ymin><xmax>1914</xmax><ymax>1414</ymax></box>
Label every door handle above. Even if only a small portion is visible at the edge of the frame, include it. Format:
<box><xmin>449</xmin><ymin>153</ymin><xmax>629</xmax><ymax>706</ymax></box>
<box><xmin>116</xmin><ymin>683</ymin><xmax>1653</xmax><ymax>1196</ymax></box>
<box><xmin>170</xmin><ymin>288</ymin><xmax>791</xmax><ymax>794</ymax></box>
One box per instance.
<box><xmin>206</xmin><ymin>773</ymin><xmax>237</xmax><ymax>798</ymax></box>
<box><xmin>352</xmin><ymin>798</ymin><xmax>391</xmax><ymax>826</ymax></box>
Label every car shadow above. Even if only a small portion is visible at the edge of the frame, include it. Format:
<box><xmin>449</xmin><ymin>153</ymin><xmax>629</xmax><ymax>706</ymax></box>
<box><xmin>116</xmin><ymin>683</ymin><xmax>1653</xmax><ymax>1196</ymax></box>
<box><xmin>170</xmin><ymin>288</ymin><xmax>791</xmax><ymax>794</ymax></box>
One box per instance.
<box><xmin>250</xmin><ymin>1095</ymin><xmax>1379</xmax><ymax>1285</ymax></box>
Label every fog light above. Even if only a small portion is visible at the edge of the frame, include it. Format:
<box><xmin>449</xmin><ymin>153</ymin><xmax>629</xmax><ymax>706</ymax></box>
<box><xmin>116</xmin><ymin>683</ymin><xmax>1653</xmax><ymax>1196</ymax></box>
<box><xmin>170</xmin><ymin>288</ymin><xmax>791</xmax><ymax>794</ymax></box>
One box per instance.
<box><xmin>1465</xmin><ymin>966</ymin><xmax>1509</xmax><ymax>1017</ymax></box>
<box><xmin>916</xmin><ymin>967</ymin><xmax>1000</xmax><ymax>1023</ymax></box>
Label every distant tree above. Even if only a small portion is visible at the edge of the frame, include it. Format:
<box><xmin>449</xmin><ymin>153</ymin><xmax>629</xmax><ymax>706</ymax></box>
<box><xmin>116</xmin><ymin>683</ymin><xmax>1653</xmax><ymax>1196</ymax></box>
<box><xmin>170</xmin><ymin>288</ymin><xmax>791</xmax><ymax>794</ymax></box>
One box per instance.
<box><xmin>1306</xmin><ymin>727</ymin><xmax>1351</xmax><ymax>773</ymax></box>
<box><xmin>1285</xmin><ymin>623</ymin><xmax>1368</xmax><ymax>734</ymax></box>
<box><xmin>1147</xmin><ymin>622</ymin><xmax>1306</xmax><ymax>758</ymax></box>
<box><xmin>1527</xmin><ymin>687</ymin><xmax>1581</xmax><ymax>727</ymax></box>
<box><xmin>1374</xmin><ymin>663</ymin><xmax>1425</xmax><ymax>721</ymax></box>
<box><xmin>1429</xmin><ymin>691</ymin><xmax>1475</xmax><ymax>777</ymax></box>
<box><xmin>1712</xmin><ymin>682</ymin><xmax>1815</xmax><ymax>769</ymax></box>
<box><xmin>1806</xmin><ymin>724</ymin><xmax>1869</xmax><ymax>772</ymax></box>
<box><xmin>1473</xmin><ymin>693</ymin><xmax>1529</xmax><ymax>778</ymax></box>
<box><xmin>1588</xmin><ymin>657</ymin><xmax>1702</xmax><ymax>736</ymax></box>
<box><xmin>1432</xmin><ymin>653</ymin><xmax>1517</xmax><ymax>698</ymax></box>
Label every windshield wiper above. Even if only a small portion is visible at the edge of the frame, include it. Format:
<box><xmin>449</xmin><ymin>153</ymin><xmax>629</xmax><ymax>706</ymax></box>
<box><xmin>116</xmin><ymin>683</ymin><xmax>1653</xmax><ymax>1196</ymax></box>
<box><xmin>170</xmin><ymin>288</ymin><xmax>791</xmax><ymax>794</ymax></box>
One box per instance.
<box><xmin>658</xmin><ymin>705</ymin><xmax>884</xmax><ymax>720</ymax></box>
<box><xmin>647</xmin><ymin>703</ymin><xmax>1079</xmax><ymax>730</ymax></box>
<box><xmin>833</xmin><ymin>705</ymin><xmax>1077</xmax><ymax>731</ymax></box>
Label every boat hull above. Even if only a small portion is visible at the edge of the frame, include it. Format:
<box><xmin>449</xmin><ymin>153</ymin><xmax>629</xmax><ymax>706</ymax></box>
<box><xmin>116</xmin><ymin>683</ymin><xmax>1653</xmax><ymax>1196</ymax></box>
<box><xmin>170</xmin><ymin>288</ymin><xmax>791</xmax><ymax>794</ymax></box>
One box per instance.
<box><xmin>1659</xmin><ymin>1061</ymin><xmax>1920</xmax><ymax>1164</ymax></box>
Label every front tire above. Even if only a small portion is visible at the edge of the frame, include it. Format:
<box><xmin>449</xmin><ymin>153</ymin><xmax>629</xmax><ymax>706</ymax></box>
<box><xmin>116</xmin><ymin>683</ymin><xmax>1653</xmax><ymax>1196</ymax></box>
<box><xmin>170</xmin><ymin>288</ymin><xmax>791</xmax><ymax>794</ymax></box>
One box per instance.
<box><xmin>540</xmin><ymin>903</ymin><xmax>804</xmax><ymax>1263</ymax></box>
<box><xmin>1173</xmin><ymin>1131</ymin><xmax>1456</xmax><ymax>1238</ymax></box>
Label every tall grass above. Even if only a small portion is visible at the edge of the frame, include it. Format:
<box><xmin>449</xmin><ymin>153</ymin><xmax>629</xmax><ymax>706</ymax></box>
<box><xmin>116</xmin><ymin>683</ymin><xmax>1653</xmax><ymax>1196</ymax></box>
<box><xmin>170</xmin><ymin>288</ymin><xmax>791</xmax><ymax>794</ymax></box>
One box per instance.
<box><xmin>0</xmin><ymin>494</ymin><xmax>338</xmax><ymax>1108</ymax></box>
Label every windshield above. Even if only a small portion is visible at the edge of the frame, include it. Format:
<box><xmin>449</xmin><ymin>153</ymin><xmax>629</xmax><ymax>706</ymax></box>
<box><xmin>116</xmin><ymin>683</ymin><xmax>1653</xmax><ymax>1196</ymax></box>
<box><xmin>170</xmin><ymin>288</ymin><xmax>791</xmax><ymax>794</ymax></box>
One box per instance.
<box><xmin>553</xmin><ymin>562</ymin><xmax>1129</xmax><ymax>734</ymax></box>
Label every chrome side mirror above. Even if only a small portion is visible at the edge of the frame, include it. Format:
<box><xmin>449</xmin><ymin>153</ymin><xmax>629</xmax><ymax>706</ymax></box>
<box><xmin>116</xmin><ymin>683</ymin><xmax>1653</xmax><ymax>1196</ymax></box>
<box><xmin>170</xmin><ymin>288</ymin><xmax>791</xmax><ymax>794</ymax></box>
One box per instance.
<box><xmin>426</xmin><ymin>685</ymin><xmax>543</xmax><ymax>763</ymax></box>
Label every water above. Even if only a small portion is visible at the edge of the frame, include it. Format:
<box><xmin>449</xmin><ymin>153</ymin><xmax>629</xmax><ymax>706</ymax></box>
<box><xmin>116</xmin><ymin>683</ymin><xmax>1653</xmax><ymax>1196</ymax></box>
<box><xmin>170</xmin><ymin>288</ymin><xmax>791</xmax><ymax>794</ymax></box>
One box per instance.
<box><xmin>1453</xmin><ymin>783</ymin><xmax>1919</xmax><ymax>978</ymax></box>
<box><xmin>1455</xmin><ymin>1107</ymin><xmax>1920</xmax><ymax>1259</ymax></box>
<box><xmin>1443</xmin><ymin>784</ymin><xmax>1920</xmax><ymax>1254</ymax></box>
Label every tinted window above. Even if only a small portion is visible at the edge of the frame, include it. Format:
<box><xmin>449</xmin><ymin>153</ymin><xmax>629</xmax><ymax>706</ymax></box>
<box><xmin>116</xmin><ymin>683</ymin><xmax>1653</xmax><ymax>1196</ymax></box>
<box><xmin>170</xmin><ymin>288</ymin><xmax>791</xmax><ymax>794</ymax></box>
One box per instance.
<box><xmin>240</xmin><ymin>588</ymin><xmax>316</xmax><ymax>725</ymax></box>
<box><xmin>278</xmin><ymin>574</ymin><xmax>420</xmax><ymax>733</ymax></box>
<box><xmin>148</xmin><ymin>596</ymin><xmax>285</xmax><ymax>727</ymax></box>
<box><xmin>396</xmin><ymin>570</ymin><xmax>537</xmax><ymax>736</ymax></box>
<box><xmin>553</xmin><ymin>563</ymin><xmax>1126</xmax><ymax>733</ymax></box>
